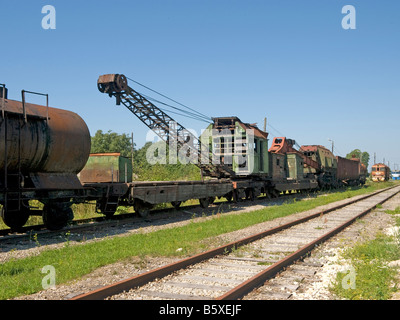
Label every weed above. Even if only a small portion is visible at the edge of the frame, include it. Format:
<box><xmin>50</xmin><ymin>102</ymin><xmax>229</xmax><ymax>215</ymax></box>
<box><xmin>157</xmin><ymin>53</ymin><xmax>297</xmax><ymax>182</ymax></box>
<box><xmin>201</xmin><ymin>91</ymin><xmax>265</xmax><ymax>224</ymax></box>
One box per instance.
<box><xmin>257</xmin><ymin>261</ymin><xmax>271</xmax><ymax>266</ymax></box>
<box><xmin>330</xmin><ymin>234</ymin><xmax>400</xmax><ymax>299</ymax></box>
<box><xmin>385</xmin><ymin>206</ymin><xmax>400</xmax><ymax>215</ymax></box>
<box><xmin>30</xmin><ymin>232</ymin><xmax>40</xmax><ymax>247</ymax></box>
<box><xmin>64</xmin><ymin>231</ymin><xmax>71</xmax><ymax>248</ymax></box>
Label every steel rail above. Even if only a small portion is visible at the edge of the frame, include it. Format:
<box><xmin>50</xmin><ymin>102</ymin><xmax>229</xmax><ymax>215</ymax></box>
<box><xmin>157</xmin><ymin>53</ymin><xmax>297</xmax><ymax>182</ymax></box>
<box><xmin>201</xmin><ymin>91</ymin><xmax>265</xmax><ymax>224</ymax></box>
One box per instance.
<box><xmin>0</xmin><ymin>202</ymin><xmax>203</xmax><ymax>239</ymax></box>
<box><xmin>0</xmin><ymin>189</ymin><xmax>336</xmax><ymax>239</ymax></box>
<box><xmin>71</xmin><ymin>186</ymin><xmax>398</xmax><ymax>300</ymax></box>
<box><xmin>217</xmin><ymin>186</ymin><xmax>400</xmax><ymax>299</ymax></box>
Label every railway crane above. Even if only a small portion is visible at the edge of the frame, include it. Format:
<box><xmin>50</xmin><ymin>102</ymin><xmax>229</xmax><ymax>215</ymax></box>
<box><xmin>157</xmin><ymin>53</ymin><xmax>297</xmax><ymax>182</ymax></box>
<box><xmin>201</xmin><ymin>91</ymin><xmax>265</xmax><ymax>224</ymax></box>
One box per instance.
<box><xmin>97</xmin><ymin>74</ymin><xmax>235</xmax><ymax>179</ymax></box>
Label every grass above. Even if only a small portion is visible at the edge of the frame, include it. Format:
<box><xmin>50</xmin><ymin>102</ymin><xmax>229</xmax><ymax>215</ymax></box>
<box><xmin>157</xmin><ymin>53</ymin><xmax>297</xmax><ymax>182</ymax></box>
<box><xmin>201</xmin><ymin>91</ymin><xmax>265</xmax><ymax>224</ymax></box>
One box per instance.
<box><xmin>385</xmin><ymin>206</ymin><xmax>400</xmax><ymax>215</ymax></box>
<box><xmin>0</xmin><ymin>181</ymin><xmax>397</xmax><ymax>299</ymax></box>
<box><xmin>330</xmin><ymin>202</ymin><xmax>400</xmax><ymax>300</ymax></box>
<box><xmin>330</xmin><ymin>234</ymin><xmax>400</xmax><ymax>300</ymax></box>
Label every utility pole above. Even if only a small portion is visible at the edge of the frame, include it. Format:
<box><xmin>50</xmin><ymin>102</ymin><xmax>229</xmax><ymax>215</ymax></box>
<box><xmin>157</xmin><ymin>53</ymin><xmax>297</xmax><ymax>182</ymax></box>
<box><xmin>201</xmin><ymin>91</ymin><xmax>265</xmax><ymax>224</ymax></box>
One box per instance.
<box><xmin>131</xmin><ymin>132</ymin><xmax>134</xmax><ymax>180</ymax></box>
<box><xmin>328</xmin><ymin>139</ymin><xmax>334</xmax><ymax>153</ymax></box>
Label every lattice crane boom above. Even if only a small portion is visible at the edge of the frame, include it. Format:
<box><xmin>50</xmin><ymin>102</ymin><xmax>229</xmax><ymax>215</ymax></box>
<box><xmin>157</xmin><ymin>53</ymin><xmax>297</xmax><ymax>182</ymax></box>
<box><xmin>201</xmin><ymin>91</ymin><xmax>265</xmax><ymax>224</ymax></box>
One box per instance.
<box><xmin>97</xmin><ymin>74</ymin><xmax>235</xmax><ymax>178</ymax></box>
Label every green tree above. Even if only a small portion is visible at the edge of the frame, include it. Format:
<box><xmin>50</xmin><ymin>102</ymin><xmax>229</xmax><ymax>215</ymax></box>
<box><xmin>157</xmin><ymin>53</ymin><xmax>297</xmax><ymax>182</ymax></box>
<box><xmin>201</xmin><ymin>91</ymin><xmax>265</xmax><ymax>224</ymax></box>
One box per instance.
<box><xmin>361</xmin><ymin>152</ymin><xmax>370</xmax><ymax>168</ymax></box>
<box><xmin>91</xmin><ymin>130</ymin><xmax>134</xmax><ymax>157</ymax></box>
<box><xmin>133</xmin><ymin>141</ymin><xmax>201</xmax><ymax>181</ymax></box>
<box><xmin>90</xmin><ymin>134</ymin><xmax>201</xmax><ymax>181</ymax></box>
<box><xmin>346</xmin><ymin>149</ymin><xmax>370</xmax><ymax>168</ymax></box>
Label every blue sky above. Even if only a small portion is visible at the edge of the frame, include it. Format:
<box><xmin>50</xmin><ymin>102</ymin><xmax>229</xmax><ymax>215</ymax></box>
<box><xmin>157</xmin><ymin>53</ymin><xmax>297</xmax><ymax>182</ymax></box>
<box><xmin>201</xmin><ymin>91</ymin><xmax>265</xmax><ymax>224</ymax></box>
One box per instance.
<box><xmin>1</xmin><ymin>0</ymin><xmax>399</xmax><ymax>170</ymax></box>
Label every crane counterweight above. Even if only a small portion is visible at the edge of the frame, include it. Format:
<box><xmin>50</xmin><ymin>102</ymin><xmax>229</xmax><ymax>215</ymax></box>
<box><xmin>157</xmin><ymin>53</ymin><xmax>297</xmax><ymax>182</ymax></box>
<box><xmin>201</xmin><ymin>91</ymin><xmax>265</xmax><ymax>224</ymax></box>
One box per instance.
<box><xmin>98</xmin><ymin>74</ymin><xmax>128</xmax><ymax>94</ymax></box>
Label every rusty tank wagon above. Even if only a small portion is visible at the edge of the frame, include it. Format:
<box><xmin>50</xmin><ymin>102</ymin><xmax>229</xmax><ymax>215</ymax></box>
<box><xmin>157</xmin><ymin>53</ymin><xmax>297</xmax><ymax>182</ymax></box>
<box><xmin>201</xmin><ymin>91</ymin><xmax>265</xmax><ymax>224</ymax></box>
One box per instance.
<box><xmin>0</xmin><ymin>85</ymin><xmax>91</xmax><ymax>230</ymax></box>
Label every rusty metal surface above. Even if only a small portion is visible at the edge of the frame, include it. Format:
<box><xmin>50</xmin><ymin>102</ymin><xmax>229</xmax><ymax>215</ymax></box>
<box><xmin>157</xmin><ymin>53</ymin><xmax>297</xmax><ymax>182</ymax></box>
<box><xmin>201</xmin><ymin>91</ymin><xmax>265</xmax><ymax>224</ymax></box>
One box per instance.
<box><xmin>0</xmin><ymin>98</ymin><xmax>91</xmax><ymax>175</ymax></box>
<box><xmin>83</xmin><ymin>179</ymin><xmax>233</xmax><ymax>205</ymax></box>
<box><xmin>212</xmin><ymin>117</ymin><xmax>269</xmax><ymax>140</ymax></box>
<box><xmin>371</xmin><ymin>163</ymin><xmax>390</xmax><ymax>181</ymax></box>
<box><xmin>97</xmin><ymin>74</ymin><xmax>128</xmax><ymax>93</ymax></box>
<box><xmin>300</xmin><ymin>144</ymin><xmax>337</xmax><ymax>176</ymax></box>
<box><xmin>269</xmin><ymin>137</ymin><xmax>320</xmax><ymax>171</ymax></box>
<box><xmin>83</xmin><ymin>182</ymin><xmax>130</xmax><ymax>199</ymax></box>
<box><xmin>128</xmin><ymin>179</ymin><xmax>232</xmax><ymax>186</ymax></box>
<box><xmin>29</xmin><ymin>173</ymin><xmax>83</xmax><ymax>189</ymax></box>
<box><xmin>129</xmin><ymin>180</ymin><xmax>233</xmax><ymax>204</ymax></box>
<box><xmin>79</xmin><ymin>153</ymin><xmax>132</xmax><ymax>183</ymax></box>
<box><xmin>336</xmin><ymin>156</ymin><xmax>360</xmax><ymax>181</ymax></box>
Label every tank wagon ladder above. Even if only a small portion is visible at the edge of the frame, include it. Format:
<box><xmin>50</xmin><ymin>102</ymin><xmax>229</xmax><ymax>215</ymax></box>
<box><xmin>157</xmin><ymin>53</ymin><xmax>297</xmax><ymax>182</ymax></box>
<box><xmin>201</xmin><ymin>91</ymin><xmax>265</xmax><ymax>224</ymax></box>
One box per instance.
<box><xmin>1</xmin><ymin>89</ymin><xmax>50</xmax><ymax>229</ymax></box>
<box><xmin>1</xmin><ymin>96</ymin><xmax>25</xmax><ymax>225</ymax></box>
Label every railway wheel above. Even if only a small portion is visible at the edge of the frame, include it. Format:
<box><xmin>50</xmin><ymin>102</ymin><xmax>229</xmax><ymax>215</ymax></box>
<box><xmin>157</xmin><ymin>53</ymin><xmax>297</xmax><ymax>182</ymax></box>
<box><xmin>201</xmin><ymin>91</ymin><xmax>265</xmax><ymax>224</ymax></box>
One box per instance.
<box><xmin>199</xmin><ymin>197</ymin><xmax>210</xmax><ymax>208</ymax></box>
<box><xmin>233</xmin><ymin>189</ymin><xmax>246</xmax><ymax>202</ymax></box>
<box><xmin>171</xmin><ymin>201</ymin><xmax>182</xmax><ymax>209</ymax></box>
<box><xmin>272</xmin><ymin>189</ymin><xmax>280</xmax><ymax>198</ymax></box>
<box><xmin>224</xmin><ymin>192</ymin><xmax>233</xmax><ymax>202</ymax></box>
<box><xmin>0</xmin><ymin>200</ymin><xmax>30</xmax><ymax>230</ymax></box>
<box><xmin>134</xmin><ymin>200</ymin><xmax>153</xmax><ymax>218</ymax></box>
<box><xmin>245</xmin><ymin>188</ymin><xmax>255</xmax><ymax>201</ymax></box>
<box><xmin>42</xmin><ymin>201</ymin><xmax>73</xmax><ymax>231</ymax></box>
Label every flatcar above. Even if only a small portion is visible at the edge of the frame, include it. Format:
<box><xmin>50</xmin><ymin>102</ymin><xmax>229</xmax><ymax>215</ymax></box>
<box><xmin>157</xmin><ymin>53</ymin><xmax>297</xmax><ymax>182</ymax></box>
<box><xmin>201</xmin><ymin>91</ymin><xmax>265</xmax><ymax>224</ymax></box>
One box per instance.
<box><xmin>371</xmin><ymin>163</ymin><xmax>390</xmax><ymax>182</ymax></box>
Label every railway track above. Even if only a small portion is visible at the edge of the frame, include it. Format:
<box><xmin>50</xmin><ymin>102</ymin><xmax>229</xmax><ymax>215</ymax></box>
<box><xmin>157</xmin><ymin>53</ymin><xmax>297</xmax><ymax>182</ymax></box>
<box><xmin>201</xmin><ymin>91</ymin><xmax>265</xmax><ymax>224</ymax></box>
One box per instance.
<box><xmin>0</xmin><ymin>190</ymin><xmax>332</xmax><ymax>245</ymax></box>
<box><xmin>70</xmin><ymin>185</ymin><xmax>400</xmax><ymax>300</ymax></box>
<box><xmin>0</xmin><ymin>191</ymin><xmax>289</xmax><ymax>238</ymax></box>
<box><xmin>0</xmin><ymin>200</ymin><xmax>224</xmax><ymax>245</ymax></box>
